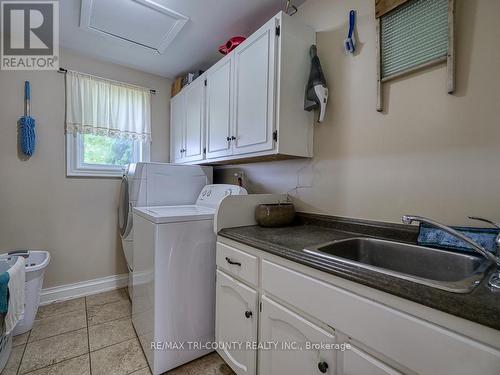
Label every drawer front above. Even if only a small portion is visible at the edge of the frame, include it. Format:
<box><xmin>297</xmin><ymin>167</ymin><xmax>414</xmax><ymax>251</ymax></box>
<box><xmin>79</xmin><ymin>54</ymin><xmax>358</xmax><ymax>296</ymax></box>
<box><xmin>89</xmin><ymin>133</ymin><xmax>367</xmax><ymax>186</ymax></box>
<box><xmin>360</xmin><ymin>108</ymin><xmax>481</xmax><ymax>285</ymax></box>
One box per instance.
<box><xmin>217</xmin><ymin>242</ymin><xmax>258</xmax><ymax>286</ymax></box>
<box><xmin>261</xmin><ymin>260</ymin><xmax>500</xmax><ymax>375</ymax></box>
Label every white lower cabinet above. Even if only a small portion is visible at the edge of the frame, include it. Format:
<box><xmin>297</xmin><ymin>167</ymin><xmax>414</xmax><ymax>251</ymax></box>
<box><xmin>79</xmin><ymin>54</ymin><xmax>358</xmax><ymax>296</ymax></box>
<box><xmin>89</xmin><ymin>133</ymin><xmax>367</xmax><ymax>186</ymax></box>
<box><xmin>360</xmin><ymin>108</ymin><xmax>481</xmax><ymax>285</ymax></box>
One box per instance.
<box><xmin>259</xmin><ymin>296</ymin><xmax>335</xmax><ymax>375</ymax></box>
<box><xmin>216</xmin><ymin>270</ymin><xmax>257</xmax><ymax>375</ymax></box>
<box><xmin>215</xmin><ymin>240</ymin><xmax>500</xmax><ymax>375</ymax></box>
<box><xmin>342</xmin><ymin>346</ymin><xmax>402</xmax><ymax>375</ymax></box>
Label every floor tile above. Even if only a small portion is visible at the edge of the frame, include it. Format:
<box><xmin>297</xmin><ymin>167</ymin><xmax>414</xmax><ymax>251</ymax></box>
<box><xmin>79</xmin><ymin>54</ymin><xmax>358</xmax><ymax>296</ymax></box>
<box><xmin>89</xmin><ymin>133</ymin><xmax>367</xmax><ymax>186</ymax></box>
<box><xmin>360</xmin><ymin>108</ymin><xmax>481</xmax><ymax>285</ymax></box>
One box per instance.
<box><xmin>90</xmin><ymin>338</ymin><xmax>148</xmax><ymax>375</ymax></box>
<box><xmin>19</xmin><ymin>328</ymin><xmax>88</xmax><ymax>374</ymax></box>
<box><xmin>36</xmin><ymin>298</ymin><xmax>85</xmax><ymax>320</ymax></box>
<box><xmin>22</xmin><ymin>354</ymin><xmax>90</xmax><ymax>375</ymax></box>
<box><xmin>87</xmin><ymin>299</ymin><xmax>131</xmax><ymax>326</ymax></box>
<box><xmin>167</xmin><ymin>353</ymin><xmax>234</xmax><ymax>375</ymax></box>
<box><xmin>29</xmin><ymin>309</ymin><xmax>87</xmax><ymax>342</ymax></box>
<box><xmin>12</xmin><ymin>332</ymin><xmax>29</xmax><ymax>347</ymax></box>
<box><xmin>89</xmin><ymin>317</ymin><xmax>136</xmax><ymax>352</ymax></box>
<box><xmin>129</xmin><ymin>368</ymin><xmax>151</xmax><ymax>375</ymax></box>
<box><xmin>1</xmin><ymin>345</ymin><xmax>24</xmax><ymax>375</ymax></box>
<box><xmin>86</xmin><ymin>289</ymin><xmax>128</xmax><ymax>308</ymax></box>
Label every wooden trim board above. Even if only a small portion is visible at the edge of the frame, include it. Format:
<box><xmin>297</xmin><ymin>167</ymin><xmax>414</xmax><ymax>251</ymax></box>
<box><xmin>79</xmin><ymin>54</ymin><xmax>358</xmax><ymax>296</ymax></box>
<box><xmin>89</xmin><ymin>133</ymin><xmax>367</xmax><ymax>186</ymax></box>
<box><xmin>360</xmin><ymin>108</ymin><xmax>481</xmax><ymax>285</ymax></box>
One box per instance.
<box><xmin>39</xmin><ymin>273</ymin><xmax>129</xmax><ymax>305</ymax></box>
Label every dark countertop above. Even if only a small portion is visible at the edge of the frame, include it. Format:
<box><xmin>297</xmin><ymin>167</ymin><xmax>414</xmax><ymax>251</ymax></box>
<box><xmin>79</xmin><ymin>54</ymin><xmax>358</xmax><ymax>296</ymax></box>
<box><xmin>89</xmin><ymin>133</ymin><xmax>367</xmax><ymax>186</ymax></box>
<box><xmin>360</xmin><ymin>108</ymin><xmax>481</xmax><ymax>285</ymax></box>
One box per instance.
<box><xmin>218</xmin><ymin>216</ymin><xmax>500</xmax><ymax>331</ymax></box>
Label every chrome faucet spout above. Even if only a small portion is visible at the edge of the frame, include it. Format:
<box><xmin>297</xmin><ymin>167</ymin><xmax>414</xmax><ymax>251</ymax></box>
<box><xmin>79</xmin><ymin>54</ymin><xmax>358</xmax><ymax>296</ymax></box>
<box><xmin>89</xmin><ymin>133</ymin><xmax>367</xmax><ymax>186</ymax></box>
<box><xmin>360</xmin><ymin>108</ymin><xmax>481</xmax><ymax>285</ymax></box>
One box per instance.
<box><xmin>468</xmin><ymin>216</ymin><xmax>500</xmax><ymax>257</ymax></box>
<box><xmin>402</xmin><ymin>215</ymin><xmax>500</xmax><ymax>291</ymax></box>
<box><xmin>401</xmin><ymin>215</ymin><xmax>500</xmax><ymax>268</ymax></box>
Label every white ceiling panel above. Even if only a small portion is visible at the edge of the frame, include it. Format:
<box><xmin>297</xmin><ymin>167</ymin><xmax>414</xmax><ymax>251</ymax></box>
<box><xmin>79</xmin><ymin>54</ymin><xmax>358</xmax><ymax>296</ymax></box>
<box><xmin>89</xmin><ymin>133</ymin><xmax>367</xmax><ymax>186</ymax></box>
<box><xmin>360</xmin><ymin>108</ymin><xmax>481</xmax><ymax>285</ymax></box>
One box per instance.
<box><xmin>61</xmin><ymin>0</ymin><xmax>307</xmax><ymax>78</ymax></box>
<box><xmin>80</xmin><ymin>0</ymin><xmax>188</xmax><ymax>53</ymax></box>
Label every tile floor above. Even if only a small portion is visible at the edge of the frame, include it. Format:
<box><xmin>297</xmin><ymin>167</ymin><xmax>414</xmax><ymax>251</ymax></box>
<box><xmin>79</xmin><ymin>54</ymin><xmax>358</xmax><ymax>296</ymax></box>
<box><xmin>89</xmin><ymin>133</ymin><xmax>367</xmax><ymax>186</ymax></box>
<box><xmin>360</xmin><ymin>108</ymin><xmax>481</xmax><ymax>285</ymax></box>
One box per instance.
<box><xmin>1</xmin><ymin>289</ymin><xmax>234</xmax><ymax>375</ymax></box>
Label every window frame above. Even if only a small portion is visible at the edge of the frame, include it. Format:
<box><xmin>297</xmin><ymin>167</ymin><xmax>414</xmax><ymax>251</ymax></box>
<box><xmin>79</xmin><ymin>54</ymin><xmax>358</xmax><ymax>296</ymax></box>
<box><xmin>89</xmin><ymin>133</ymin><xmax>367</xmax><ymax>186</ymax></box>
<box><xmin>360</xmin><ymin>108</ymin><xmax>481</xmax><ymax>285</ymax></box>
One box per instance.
<box><xmin>66</xmin><ymin>133</ymin><xmax>150</xmax><ymax>178</ymax></box>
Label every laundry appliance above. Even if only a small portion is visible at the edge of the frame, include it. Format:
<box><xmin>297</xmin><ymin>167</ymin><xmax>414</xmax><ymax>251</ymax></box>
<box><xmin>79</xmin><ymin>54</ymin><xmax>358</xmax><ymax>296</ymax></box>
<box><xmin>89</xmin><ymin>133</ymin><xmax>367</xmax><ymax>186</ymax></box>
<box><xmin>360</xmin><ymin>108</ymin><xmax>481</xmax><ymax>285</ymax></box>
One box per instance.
<box><xmin>132</xmin><ymin>184</ymin><xmax>247</xmax><ymax>374</ymax></box>
<box><xmin>118</xmin><ymin>163</ymin><xmax>212</xmax><ymax>297</ymax></box>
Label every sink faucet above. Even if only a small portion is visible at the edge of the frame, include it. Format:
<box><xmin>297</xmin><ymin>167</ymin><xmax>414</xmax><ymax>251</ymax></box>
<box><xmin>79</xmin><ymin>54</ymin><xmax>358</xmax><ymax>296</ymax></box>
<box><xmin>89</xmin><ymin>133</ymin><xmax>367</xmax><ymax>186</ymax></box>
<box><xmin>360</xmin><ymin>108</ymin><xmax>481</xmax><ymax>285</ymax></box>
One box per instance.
<box><xmin>402</xmin><ymin>215</ymin><xmax>500</xmax><ymax>290</ymax></box>
<box><xmin>468</xmin><ymin>216</ymin><xmax>500</xmax><ymax>252</ymax></box>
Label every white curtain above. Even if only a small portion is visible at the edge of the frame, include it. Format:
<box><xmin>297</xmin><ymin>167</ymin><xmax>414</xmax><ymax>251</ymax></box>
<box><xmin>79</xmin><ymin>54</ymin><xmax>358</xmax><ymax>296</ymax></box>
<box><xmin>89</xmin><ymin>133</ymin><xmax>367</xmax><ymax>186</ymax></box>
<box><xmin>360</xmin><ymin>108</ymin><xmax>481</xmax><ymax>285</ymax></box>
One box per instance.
<box><xmin>65</xmin><ymin>70</ymin><xmax>151</xmax><ymax>142</ymax></box>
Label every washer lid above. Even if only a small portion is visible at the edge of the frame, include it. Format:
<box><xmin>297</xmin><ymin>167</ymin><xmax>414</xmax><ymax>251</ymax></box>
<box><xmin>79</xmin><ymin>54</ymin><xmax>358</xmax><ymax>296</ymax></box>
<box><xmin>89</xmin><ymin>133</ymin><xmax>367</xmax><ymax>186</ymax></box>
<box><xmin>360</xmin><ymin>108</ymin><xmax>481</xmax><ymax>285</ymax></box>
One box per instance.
<box><xmin>133</xmin><ymin>205</ymin><xmax>215</xmax><ymax>224</ymax></box>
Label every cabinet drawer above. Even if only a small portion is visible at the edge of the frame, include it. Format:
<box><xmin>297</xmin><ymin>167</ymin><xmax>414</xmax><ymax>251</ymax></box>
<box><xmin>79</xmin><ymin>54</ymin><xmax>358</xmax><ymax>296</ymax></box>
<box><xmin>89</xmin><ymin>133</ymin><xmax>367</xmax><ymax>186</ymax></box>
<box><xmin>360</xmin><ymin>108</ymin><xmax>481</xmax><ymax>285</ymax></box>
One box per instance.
<box><xmin>217</xmin><ymin>242</ymin><xmax>258</xmax><ymax>286</ymax></box>
<box><xmin>262</xmin><ymin>260</ymin><xmax>500</xmax><ymax>375</ymax></box>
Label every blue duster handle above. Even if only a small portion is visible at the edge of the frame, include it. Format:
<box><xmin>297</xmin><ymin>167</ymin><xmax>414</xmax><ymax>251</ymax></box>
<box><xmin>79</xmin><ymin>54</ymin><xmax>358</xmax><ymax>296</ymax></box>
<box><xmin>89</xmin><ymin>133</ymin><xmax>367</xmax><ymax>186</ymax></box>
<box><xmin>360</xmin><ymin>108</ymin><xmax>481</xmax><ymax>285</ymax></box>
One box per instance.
<box><xmin>25</xmin><ymin>81</ymin><xmax>30</xmax><ymax>99</ymax></box>
<box><xmin>25</xmin><ymin>81</ymin><xmax>30</xmax><ymax>116</ymax></box>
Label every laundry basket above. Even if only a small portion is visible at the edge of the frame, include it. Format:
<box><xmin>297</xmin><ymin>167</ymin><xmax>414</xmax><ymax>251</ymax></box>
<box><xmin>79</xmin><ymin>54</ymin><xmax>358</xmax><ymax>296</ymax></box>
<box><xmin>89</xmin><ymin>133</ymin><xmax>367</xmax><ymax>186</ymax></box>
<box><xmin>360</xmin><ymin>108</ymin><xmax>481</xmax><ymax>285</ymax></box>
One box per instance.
<box><xmin>8</xmin><ymin>251</ymin><xmax>50</xmax><ymax>336</ymax></box>
<box><xmin>0</xmin><ymin>256</ymin><xmax>17</xmax><ymax>372</ymax></box>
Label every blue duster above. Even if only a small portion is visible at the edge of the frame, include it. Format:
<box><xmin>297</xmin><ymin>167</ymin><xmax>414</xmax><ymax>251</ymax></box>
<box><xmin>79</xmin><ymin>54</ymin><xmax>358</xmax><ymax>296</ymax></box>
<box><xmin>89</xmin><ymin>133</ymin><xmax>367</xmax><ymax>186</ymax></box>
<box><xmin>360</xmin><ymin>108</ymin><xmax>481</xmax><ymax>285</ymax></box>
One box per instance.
<box><xmin>19</xmin><ymin>81</ymin><xmax>36</xmax><ymax>156</ymax></box>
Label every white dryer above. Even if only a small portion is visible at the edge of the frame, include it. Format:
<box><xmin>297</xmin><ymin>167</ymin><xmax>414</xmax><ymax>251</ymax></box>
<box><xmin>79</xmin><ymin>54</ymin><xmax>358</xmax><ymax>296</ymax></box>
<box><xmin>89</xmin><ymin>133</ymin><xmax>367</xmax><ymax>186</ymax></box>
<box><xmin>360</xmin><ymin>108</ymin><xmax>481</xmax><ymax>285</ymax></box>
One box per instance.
<box><xmin>132</xmin><ymin>184</ymin><xmax>247</xmax><ymax>374</ymax></box>
<box><xmin>118</xmin><ymin>163</ymin><xmax>212</xmax><ymax>296</ymax></box>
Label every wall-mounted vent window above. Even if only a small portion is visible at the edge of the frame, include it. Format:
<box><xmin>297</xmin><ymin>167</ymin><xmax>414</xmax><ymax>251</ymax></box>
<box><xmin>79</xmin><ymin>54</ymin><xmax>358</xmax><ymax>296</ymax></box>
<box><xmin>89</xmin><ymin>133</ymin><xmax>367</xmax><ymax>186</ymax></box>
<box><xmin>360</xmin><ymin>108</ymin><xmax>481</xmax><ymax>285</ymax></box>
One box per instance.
<box><xmin>375</xmin><ymin>0</ymin><xmax>455</xmax><ymax>111</ymax></box>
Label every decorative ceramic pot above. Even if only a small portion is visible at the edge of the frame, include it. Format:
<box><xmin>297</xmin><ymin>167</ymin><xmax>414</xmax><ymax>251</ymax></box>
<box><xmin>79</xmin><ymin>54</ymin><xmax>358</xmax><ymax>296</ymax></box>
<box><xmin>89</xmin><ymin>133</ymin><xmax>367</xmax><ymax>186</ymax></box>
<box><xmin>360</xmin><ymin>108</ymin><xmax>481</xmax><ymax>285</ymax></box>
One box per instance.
<box><xmin>255</xmin><ymin>203</ymin><xmax>296</xmax><ymax>227</ymax></box>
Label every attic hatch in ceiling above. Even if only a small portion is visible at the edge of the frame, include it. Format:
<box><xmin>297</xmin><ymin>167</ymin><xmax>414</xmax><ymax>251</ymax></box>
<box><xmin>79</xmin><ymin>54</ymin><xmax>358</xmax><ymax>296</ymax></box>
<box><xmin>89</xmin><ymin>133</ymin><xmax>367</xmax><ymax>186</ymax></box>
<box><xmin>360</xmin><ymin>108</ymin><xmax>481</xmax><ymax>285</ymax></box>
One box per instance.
<box><xmin>80</xmin><ymin>0</ymin><xmax>189</xmax><ymax>54</ymax></box>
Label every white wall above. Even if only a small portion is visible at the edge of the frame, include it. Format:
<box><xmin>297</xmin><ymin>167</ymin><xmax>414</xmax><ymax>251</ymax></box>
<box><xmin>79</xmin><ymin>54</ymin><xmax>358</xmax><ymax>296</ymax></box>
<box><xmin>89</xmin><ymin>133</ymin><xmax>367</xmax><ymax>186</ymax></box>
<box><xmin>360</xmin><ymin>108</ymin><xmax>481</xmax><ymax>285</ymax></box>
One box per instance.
<box><xmin>0</xmin><ymin>49</ymin><xmax>171</xmax><ymax>288</ymax></box>
<box><xmin>216</xmin><ymin>0</ymin><xmax>500</xmax><ymax>226</ymax></box>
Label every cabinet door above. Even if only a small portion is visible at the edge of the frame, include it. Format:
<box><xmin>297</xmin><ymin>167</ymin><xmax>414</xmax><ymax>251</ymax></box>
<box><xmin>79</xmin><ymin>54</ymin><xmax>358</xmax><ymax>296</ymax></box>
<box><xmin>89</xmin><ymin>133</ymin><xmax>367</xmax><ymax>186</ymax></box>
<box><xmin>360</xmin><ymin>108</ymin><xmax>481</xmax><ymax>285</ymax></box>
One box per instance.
<box><xmin>183</xmin><ymin>78</ymin><xmax>205</xmax><ymax>162</ymax></box>
<box><xmin>206</xmin><ymin>55</ymin><xmax>233</xmax><ymax>159</ymax></box>
<box><xmin>232</xmin><ymin>17</ymin><xmax>277</xmax><ymax>155</ymax></box>
<box><xmin>170</xmin><ymin>92</ymin><xmax>185</xmax><ymax>163</ymax></box>
<box><xmin>216</xmin><ymin>270</ymin><xmax>257</xmax><ymax>375</ymax></box>
<box><xmin>259</xmin><ymin>296</ymin><xmax>335</xmax><ymax>375</ymax></box>
<box><xmin>342</xmin><ymin>345</ymin><xmax>402</xmax><ymax>375</ymax></box>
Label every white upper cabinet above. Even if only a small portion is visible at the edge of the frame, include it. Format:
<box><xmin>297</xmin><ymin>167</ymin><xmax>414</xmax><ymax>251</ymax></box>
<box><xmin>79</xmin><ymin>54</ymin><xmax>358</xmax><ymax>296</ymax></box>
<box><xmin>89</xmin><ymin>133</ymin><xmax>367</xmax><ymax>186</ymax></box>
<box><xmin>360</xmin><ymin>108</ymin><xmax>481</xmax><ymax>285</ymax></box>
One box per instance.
<box><xmin>259</xmin><ymin>296</ymin><xmax>336</xmax><ymax>375</ymax></box>
<box><xmin>170</xmin><ymin>92</ymin><xmax>185</xmax><ymax>163</ymax></box>
<box><xmin>206</xmin><ymin>55</ymin><xmax>233</xmax><ymax>159</ymax></box>
<box><xmin>232</xmin><ymin>17</ymin><xmax>276</xmax><ymax>155</ymax></box>
<box><xmin>170</xmin><ymin>11</ymin><xmax>316</xmax><ymax>164</ymax></box>
<box><xmin>183</xmin><ymin>78</ymin><xmax>205</xmax><ymax>162</ymax></box>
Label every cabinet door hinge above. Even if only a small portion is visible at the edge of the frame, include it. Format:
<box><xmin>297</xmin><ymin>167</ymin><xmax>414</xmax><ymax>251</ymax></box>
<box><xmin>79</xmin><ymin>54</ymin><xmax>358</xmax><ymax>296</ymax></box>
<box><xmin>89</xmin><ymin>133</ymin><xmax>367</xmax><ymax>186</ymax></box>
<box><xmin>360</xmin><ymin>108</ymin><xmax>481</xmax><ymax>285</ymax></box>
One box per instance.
<box><xmin>203</xmin><ymin>147</ymin><xmax>206</xmax><ymax>154</ymax></box>
<box><xmin>259</xmin><ymin>302</ymin><xmax>262</xmax><ymax>312</ymax></box>
<box><xmin>273</xmin><ymin>130</ymin><xmax>278</xmax><ymax>142</ymax></box>
<box><xmin>204</xmin><ymin>79</ymin><xmax>207</xmax><ymax>86</ymax></box>
<box><xmin>275</xmin><ymin>25</ymin><xmax>281</xmax><ymax>37</ymax></box>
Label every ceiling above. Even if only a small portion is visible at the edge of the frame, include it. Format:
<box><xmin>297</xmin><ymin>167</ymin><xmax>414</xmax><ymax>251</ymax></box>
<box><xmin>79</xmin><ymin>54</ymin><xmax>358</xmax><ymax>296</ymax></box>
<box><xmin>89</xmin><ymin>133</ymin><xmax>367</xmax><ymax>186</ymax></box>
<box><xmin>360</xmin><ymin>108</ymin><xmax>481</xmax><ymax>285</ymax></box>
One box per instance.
<box><xmin>60</xmin><ymin>0</ymin><xmax>305</xmax><ymax>79</ymax></box>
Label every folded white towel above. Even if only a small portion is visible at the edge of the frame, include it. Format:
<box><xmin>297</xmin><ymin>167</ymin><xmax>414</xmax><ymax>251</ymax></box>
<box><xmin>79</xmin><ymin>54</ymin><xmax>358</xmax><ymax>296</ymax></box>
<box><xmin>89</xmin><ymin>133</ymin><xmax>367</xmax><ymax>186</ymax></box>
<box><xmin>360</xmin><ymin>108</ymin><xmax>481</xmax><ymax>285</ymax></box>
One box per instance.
<box><xmin>5</xmin><ymin>257</ymin><xmax>25</xmax><ymax>335</ymax></box>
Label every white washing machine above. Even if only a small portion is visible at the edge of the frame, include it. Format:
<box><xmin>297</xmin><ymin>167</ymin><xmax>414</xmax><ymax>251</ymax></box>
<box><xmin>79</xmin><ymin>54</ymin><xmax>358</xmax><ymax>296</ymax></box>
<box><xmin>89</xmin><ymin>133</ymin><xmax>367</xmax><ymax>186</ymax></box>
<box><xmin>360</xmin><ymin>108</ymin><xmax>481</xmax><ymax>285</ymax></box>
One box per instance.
<box><xmin>118</xmin><ymin>163</ymin><xmax>212</xmax><ymax>297</ymax></box>
<box><xmin>132</xmin><ymin>184</ymin><xmax>247</xmax><ymax>374</ymax></box>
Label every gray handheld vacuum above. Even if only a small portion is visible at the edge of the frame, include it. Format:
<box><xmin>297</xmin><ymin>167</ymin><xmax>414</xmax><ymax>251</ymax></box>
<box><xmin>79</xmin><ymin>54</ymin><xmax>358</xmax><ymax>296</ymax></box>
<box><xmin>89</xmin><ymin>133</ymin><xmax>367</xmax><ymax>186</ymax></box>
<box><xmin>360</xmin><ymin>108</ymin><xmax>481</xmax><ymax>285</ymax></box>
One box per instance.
<box><xmin>304</xmin><ymin>45</ymin><xmax>328</xmax><ymax>123</ymax></box>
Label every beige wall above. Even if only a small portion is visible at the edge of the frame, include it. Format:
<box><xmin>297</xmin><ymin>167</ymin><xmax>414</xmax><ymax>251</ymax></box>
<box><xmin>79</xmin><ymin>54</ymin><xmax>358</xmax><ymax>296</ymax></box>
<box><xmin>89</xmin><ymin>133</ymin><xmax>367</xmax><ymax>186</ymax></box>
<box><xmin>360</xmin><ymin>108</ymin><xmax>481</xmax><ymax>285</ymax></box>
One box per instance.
<box><xmin>0</xmin><ymin>49</ymin><xmax>171</xmax><ymax>288</ymax></box>
<box><xmin>217</xmin><ymin>0</ymin><xmax>500</xmax><ymax>226</ymax></box>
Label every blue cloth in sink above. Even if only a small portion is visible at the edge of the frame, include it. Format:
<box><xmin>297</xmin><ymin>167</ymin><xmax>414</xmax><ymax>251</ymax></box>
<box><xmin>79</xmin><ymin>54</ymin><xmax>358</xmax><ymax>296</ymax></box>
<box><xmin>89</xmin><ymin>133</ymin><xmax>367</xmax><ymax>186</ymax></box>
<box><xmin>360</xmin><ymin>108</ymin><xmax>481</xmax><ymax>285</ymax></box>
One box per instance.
<box><xmin>418</xmin><ymin>224</ymin><xmax>499</xmax><ymax>254</ymax></box>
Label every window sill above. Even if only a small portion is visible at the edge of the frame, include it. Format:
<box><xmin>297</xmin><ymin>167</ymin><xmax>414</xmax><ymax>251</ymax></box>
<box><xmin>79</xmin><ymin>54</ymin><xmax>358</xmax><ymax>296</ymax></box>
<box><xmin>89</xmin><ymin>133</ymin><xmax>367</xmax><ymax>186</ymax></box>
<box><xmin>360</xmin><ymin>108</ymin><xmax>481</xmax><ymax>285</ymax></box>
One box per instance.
<box><xmin>66</xmin><ymin>169</ymin><xmax>124</xmax><ymax>178</ymax></box>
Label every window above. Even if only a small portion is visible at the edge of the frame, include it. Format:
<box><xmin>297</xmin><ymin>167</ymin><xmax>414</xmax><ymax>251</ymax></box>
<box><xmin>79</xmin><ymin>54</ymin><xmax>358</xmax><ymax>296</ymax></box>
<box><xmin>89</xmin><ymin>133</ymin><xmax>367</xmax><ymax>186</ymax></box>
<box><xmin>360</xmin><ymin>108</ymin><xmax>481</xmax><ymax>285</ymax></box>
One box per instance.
<box><xmin>65</xmin><ymin>70</ymin><xmax>151</xmax><ymax>177</ymax></box>
<box><xmin>66</xmin><ymin>133</ymin><xmax>150</xmax><ymax>177</ymax></box>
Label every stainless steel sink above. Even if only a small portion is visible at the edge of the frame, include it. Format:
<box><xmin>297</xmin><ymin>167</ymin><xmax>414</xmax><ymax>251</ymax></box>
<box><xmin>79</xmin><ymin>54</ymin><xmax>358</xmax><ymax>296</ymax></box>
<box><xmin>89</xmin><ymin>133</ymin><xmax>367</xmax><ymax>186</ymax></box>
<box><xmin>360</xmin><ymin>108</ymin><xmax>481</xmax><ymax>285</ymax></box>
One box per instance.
<box><xmin>304</xmin><ymin>238</ymin><xmax>492</xmax><ymax>293</ymax></box>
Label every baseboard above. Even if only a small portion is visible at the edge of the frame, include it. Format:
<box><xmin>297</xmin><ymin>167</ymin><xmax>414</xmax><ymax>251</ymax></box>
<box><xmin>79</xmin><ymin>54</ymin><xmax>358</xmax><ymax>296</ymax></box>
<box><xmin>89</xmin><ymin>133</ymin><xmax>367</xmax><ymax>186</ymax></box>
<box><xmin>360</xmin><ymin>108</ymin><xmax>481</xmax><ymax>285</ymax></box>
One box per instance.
<box><xmin>40</xmin><ymin>273</ymin><xmax>129</xmax><ymax>306</ymax></box>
